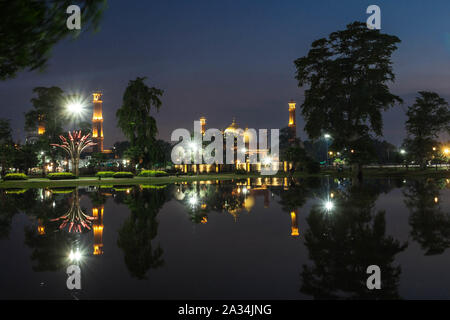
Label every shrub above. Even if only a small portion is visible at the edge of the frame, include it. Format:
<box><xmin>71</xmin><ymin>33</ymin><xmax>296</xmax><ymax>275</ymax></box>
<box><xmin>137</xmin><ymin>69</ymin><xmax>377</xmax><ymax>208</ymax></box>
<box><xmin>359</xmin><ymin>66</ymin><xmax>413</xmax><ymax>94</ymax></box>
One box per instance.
<box><xmin>138</xmin><ymin>170</ymin><xmax>168</xmax><ymax>177</ymax></box>
<box><xmin>47</xmin><ymin>172</ymin><xmax>77</xmax><ymax>180</ymax></box>
<box><xmin>96</xmin><ymin>171</ymin><xmax>115</xmax><ymax>178</ymax></box>
<box><xmin>113</xmin><ymin>172</ymin><xmax>134</xmax><ymax>179</ymax></box>
<box><xmin>3</xmin><ymin>173</ymin><xmax>28</xmax><ymax>180</ymax></box>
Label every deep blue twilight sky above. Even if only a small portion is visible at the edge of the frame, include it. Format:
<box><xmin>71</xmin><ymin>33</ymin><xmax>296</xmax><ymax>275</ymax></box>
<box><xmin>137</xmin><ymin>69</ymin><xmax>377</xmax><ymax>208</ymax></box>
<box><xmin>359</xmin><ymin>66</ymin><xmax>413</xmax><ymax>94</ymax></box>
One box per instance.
<box><xmin>1</xmin><ymin>0</ymin><xmax>449</xmax><ymax>147</ymax></box>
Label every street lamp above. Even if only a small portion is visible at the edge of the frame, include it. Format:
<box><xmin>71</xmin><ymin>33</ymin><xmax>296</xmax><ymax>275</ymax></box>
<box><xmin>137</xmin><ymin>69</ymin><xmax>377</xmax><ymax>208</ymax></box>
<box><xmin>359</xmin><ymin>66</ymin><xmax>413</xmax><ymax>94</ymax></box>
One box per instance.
<box><xmin>64</xmin><ymin>95</ymin><xmax>88</xmax><ymax>130</ymax></box>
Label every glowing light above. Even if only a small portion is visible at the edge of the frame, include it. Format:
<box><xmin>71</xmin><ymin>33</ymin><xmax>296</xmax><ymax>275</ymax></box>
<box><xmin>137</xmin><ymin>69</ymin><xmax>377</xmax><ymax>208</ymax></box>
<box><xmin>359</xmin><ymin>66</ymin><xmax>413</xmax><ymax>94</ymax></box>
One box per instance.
<box><xmin>242</xmin><ymin>187</ymin><xmax>248</xmax><ymax>194</ymax></box>
<box><xmin>67</xmin><ymin>102</ymin><xmax>84</xmax><ymax>115</ymax></box>
<box><xmin>189</xmin><ymin>142</ymin><xmax>198</xmax><ymax>152</ymax></box>
<box><xmin>64</xmin><ymin>94</ymin><xmax>89</xmax><ymax>121</ymax></box>
<box><xmin>400</xmin><ymin>149</ymin><xmax>406</xmax><ymax>155</ymax></box>
<box><xmin>324</xmin><ymin>134</ymin><xmax>331</xmax><ymax>139</ymax></box>
<box><xmin>324</xmin><ymin>200</ymin><xmax>334</xmax><ymax>212</ymax></box>
<box><xmin>262</xmin><ymin>156</ymin><xmax>272</xmax><ymax>165</ymax></box>
<box><xmin>69</xmin><ymin>248</ymin><xmax>82</xmax><ymax>262</ymax></box>
<box><xmin>444</xmin><ymin>148</ymin><xmax>450</xmax><ymax>155</ymax></box>
<box><xmin>434</xmin><ymin>197</ymin><xmax>439</xmax><ymax>203</ymax></box>
<box><xmin>189</xmin><ymin>195</ymin><xmax>198</xmax><ymax>206</ymax></box>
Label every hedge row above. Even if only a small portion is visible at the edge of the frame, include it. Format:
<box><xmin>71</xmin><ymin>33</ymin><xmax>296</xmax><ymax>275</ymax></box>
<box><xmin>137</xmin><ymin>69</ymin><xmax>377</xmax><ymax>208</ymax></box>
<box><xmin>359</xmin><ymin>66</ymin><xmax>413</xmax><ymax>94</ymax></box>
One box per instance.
<box><xmin>47</xmin><ymin>172</ymin><xmax>78</xmax><ymax>180</ymax></box>
<box><xmin>96</xmin><ymin>171</ymin><xmax>115</xmax><ymax>178</ymax></box>
<box><xmin>112</xmin><ymin>172</ymin><xmax>134</xmax><ymax>178</ymax></box>
<box><xmin>3</xmin><ymin>173</ymin><xmax>28</xmax><ymax>180</ymax></box>
<box><xmin>138</xmin><ymin>170</ymin><xmax>168</xmax><ymax>177</ymax></box>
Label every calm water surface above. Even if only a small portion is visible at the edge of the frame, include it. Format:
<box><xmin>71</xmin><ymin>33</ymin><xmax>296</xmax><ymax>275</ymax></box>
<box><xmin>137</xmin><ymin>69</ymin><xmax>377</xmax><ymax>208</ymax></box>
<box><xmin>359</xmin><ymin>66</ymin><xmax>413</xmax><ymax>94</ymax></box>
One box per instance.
<box><xmin>1</xmin><ymin>177</ymin><xmax>450</xmax><ymax>299</ymax></box>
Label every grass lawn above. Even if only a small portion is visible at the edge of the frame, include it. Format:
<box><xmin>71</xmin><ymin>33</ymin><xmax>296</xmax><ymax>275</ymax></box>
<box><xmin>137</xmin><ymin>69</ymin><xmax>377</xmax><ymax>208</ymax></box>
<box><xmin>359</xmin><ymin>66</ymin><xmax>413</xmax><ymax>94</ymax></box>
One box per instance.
<box><xmin>1</xmin><ymin>168</ymin><xmax>450</xmax><ymax>189</ymax></box>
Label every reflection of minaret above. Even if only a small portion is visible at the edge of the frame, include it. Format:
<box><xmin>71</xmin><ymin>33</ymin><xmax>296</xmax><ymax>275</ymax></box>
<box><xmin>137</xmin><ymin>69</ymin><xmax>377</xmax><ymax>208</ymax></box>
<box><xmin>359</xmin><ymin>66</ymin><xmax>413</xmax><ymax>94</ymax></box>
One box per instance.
<box><xmin>200</xmin><ymin>117</ymin><xmax>206</xmax><ymax>135</ymax></box>
<box><xmin>288</xmin><ymin>100</ymin><xmax>296</xmax><ymax>143</ymax></box>
<box><xmin>37</xmin><ymin>218</ymin><xmax>45</xmax><ymax>235</ymax></box>
<box><xmin>92</xmin><ymin>92</ymin><xmax>104</xmax><ymax>153</ymax></box>
<box><xmin>92</xmin><ymin>205</ymin><xmax>104</xmax><ymax>255</ymax></box>
<box><xmin>290</xmin><ymin>209</ymin><xmax>299</xmax><ymax>237</ymax></box>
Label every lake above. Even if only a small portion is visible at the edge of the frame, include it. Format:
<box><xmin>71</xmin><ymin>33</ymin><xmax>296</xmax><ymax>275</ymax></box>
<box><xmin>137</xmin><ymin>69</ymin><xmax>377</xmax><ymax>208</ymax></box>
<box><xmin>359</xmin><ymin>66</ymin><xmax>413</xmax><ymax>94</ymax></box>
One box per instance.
<box><xmin>1</xmin><ymin>177</ymin><xmax>450</xmax><ymax>299</ymax></box>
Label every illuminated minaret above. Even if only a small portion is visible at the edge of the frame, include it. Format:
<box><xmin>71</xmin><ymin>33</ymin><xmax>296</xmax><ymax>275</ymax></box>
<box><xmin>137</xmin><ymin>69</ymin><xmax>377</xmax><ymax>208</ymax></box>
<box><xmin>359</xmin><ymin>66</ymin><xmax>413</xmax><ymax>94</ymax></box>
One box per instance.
<box><xmin>92</xmin><ymin>205</ymin><xmax>104</xmax><ymax>255</ymax></box>
<box><xmin>288</xmin><ymin>100</ymin><xmax>296</xmax><ymax>143</ymax></box>
<box><xmin>290</xmin><ymin>209</ymin><xmax>299</xmax><ymax>237</ymax></box>
<box><xmin>200</xmin><ymin>117</ymin><xmax>206</xmax><ymax>135</ymax></box>
<box><xmin>92</xmin><ymin>92</ymin><xmax>104</xmax><ymax>153</ymax></box>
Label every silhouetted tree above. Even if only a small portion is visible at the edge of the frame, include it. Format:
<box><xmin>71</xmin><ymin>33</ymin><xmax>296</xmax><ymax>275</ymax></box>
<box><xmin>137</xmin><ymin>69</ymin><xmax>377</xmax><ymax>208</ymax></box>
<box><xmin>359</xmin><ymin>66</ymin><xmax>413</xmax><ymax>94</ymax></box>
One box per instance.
<box><xmin>294</xmin><ymin>22</ymin><xmax>402</xmax><ymax>179</ymax></box>
<box><xmin>116</xmin><ymin>77</ymin><xmax>163</xmax><ymax>169</ymax></box>
<box><xmin>402</xmin><ymin>92</ymin><xmax>450</xmax><ymax>170</ymax></box>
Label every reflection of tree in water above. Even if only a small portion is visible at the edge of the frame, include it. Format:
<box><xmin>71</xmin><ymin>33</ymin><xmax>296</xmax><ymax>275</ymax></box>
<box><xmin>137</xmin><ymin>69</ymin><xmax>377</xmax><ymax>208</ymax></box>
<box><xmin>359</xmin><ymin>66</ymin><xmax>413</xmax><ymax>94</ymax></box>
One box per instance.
<box><xmin>404</xmin><ymin>178</ymin><xmax>450</xmax><ymax>255</ymax></box>
<box><xmin>0</xmin><ymin>189</ymin><xmax>33</xmax><ymax>239</ymax></box>
<box><xmin>116</xmin><ymin>186</ymin><xmax>172</xmax><ymax>279</ymax></box>
<box><xmin>301</xmin><ymin>183</ymin><xmax>407</xmax><ymax>299</ymax></box>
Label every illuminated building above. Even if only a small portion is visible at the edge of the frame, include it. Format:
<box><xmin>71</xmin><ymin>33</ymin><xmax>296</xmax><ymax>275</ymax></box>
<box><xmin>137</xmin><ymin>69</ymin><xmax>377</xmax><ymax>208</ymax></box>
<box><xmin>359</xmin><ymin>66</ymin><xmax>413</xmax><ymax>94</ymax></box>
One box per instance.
<box><xmin>92</xmin><ymin>205</ymin><xmax>104</xmax><ymax>255</ymax></box>
<box><xmin>175</xmin><ymin>100</ymin><xmax>298</xmax><ymax>173</ymax></box>
<box><xmin>288</xmin><ymin>100</ymin><xmax>296</xmax><ymax>143</ymax></box>
<box><xmin>92</xmin><ymin>92</ymin><xmax>104</xmax><ymax>153</ymax></box>
<box><xmin>200</xmin><ymin>116</ymin><xmax>206</xmax><ymax>135</ymax></box>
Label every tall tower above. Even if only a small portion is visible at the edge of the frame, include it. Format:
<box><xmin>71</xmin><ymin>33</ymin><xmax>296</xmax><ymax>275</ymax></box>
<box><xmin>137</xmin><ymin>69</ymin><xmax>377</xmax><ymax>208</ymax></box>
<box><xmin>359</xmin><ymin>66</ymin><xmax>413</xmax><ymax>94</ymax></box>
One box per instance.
<box><xmin>288</xmin><ymin>100</ymin><xmax>296</xmax><ymax>143</ymax></box>
<box><xmin>92</xmin><ymin>92</ymin><xmax>104</xmax><ymax>153</ymax></box>
<box><xmin>200</xmin><ymin>117</ymin><xmax>206</xmax><ymax>135</ymax></box>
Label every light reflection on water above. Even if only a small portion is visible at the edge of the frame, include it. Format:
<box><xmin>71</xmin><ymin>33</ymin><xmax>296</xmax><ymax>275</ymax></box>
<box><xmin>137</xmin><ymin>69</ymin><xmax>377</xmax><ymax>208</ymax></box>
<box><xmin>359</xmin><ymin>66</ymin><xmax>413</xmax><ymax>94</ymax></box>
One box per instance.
<box><xmin>1</xmin><ymin>177</ymin><xmax>450</xmax><ymax>299</ymax></box>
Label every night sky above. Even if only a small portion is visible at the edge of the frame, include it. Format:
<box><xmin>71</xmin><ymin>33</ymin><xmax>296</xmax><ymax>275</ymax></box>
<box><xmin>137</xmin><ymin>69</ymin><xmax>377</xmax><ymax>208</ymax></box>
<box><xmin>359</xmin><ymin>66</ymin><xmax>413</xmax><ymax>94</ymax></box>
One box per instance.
<box><xmin>1</xmin><ymin>0</ymin><xmax>449</xmax><ymax>148</ymax></box>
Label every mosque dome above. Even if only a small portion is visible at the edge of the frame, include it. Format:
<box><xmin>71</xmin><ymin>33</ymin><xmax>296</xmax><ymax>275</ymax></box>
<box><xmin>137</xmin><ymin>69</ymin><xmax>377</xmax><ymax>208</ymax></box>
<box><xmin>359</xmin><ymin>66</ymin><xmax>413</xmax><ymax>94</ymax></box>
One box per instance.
<box><xmin>225</xmin><ymin>118</ymin><xmax>239</xmax><ymax>133</ymax></box>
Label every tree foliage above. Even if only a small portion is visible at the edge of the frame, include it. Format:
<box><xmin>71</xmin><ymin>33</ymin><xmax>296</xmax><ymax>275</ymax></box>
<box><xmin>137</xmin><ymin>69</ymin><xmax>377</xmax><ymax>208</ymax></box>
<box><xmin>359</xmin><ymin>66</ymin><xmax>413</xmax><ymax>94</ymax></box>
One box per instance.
<box><xmin>0</xmin><ymin>119</ymin><xmax>14</xmax><ymax>176</ymax></box>
<box><xmin>0</xmin><ymin>0</ymin><xmax>106</xmax><ymax>80</ymax></box>
<box><xmin>116</xmin><ymin>77</ymin><xmax>163</xmax><ymax>168</ymax></box>
<box><xmin>403</xmin><ymin>91</ymin><xmax>450</xmax><ymax>169</ymax></box>
<box><xmin>294</xmin><ymin>22</ymin><xmax>402</xmax><ymax>171</ymax></box>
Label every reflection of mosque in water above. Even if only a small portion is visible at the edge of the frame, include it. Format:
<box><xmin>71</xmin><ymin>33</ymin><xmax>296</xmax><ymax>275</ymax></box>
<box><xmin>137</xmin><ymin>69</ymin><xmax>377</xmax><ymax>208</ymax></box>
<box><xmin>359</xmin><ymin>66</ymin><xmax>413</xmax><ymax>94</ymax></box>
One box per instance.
<box><xmin>173</xmin><ymin>177</ymin><xmax>300</xmax><ymax>237</ymax></box>
<box><xmin>34</xmin><ymin>178</ymin><xmax>302</xmax><ymax>260</ymax></box>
